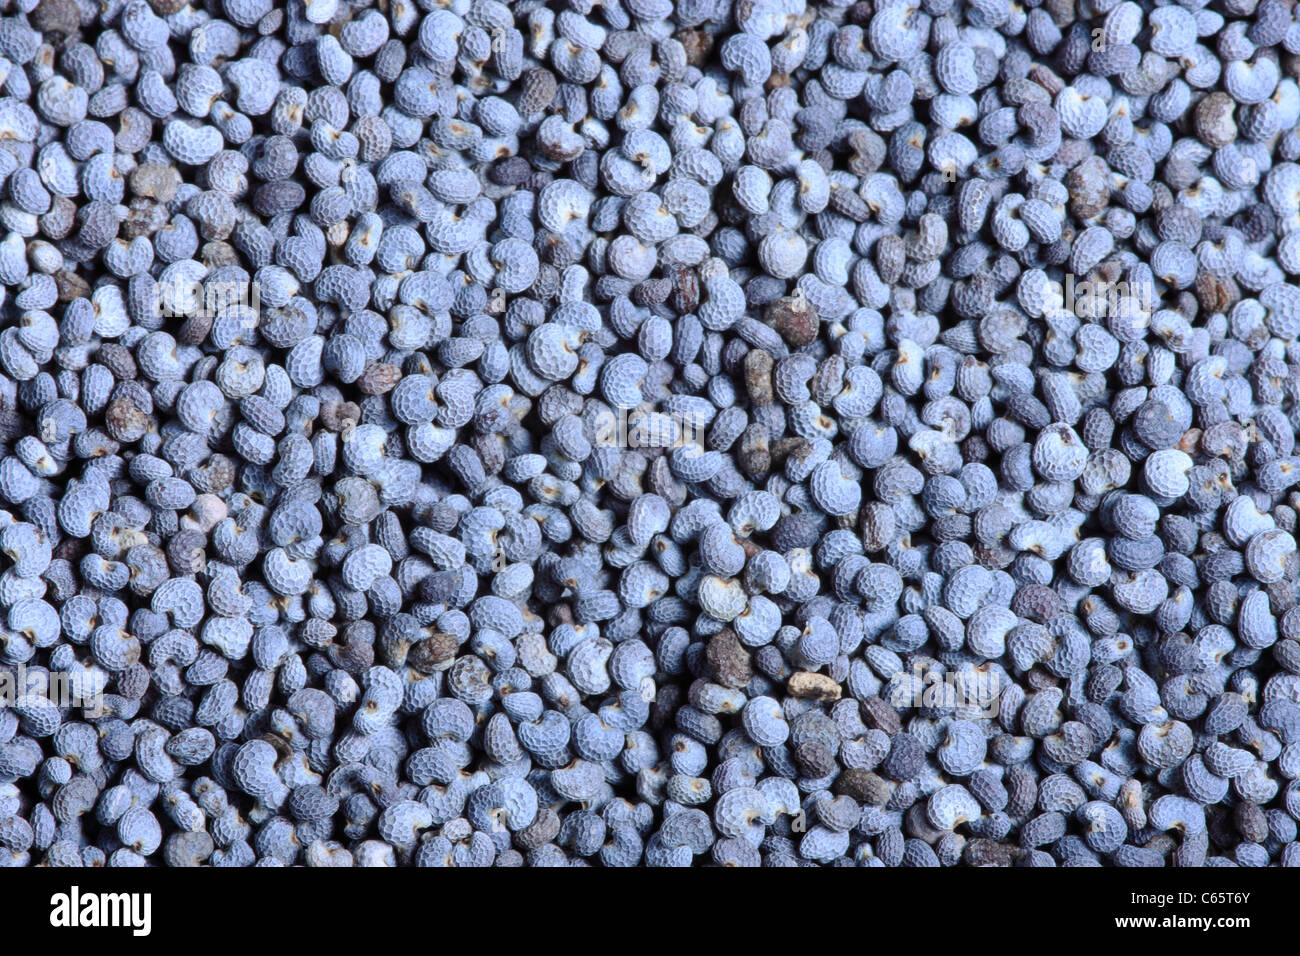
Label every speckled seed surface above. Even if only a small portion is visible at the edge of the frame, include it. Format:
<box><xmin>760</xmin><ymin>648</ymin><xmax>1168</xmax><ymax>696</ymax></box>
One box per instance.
<box><xmin>1</xmin><ymin>0</ymin><xmax>1300</xmax><ymax>869</ymax></box>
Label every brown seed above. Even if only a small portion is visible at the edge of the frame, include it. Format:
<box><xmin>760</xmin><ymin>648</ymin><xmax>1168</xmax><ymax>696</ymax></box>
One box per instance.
<box><xmin>859</xmin><ymin>695</ymin><xmax>902</xmax><ymax>735</ymax></box>
<box><xmin>1194</xmin><ymin>92</ymin><xmax>1237</xmax><ymax>149</ymax></box>
<box><xmin>30</xmin><ymin>0</ymin><xmax>80</xmax><ymax>36</ymax></box>
<box><xmin>1177</xmin><ymin>427</ymin><xmax>1202</xmax><ymax>455</ymax></box>
<box><xmin>737</xmin><ymin>423</ymin><xmax>770</xmax><ymax>480</ymax></box>
<box><xmin>190</xmin><ymin>454</ymin><xmax>236</xmax><ymax>495</ymax></box>
<box><xmin>765</xmin><ymin>294</ymin><xmax>819</xmax><ymax>348</ymax></box>
<box><xmin>514</xmin><ymin>808</ymin><xmax>561</xmax><ymax>850</ymax></box>
<box><xmin>810</xmin><ymin>356</ymin><xmax>845</xmax><ymax>407</ymax></box>
<box><xmin>121</xmin><ymin>198</ymin><xmax>168</xmax><ymax>240</ymax></box>
<box><xmin>1235</xmin><ymin>802</ymin><xmax>1268</xmax><ymax>843</ymax></box>
<box><xmin>743</xmin><ymin>349</ymin><xmax>774</xmax><ymax>406</ymax></box>
<box><xmin>201</xmin><ymin>240</ymin><xmax>240</xmax><ymax>269</ymax></box>
<box><xmin>105</xmin><ymin>396</ymin><xmax>151</xmax><ymax>443</ymax></box>
<box><xmin>330</xmin><ymin>633</ymin><xmax>375</xmax><ymax>674</ymax></box>
<box><xmin>1025</xmin><ymin>666</ymin><xmax>1060</xmax><ymax>691</ymax></box>
<box><xmin>860</xmin><ymin>501</ymin><xmax>896</xmax><ymax>552</ymax></box>
<box><xmin>319</xmin><ymin>400</ymin><xmax>362</xmax><ymax>432</ymax></box>
<box><xmin>1095</xmin><ymin>258</ymin><xmax>1123</xmax><ymax>286</ymax></box>
<box><xmin>53</xmin><ymin>268</ymin><xmax>90</xmax><ymax>302</ymax></box>
<box><xmin>358</xmin><ymin>362</ymin><xmax>401</xmax><ymax>396</ymax></box>
<box><xmin>787</xmin><ymin>671</ymin><xmax>842</xmax><ymax>700</ymax></box>
<box><xmin>95</xmin><ymin>344</ymin><xmax>137</xmax><ymax>380</ymax></box>
<box><xmin>676</xmin><ymin>28</ymin><xmax>714</xmax><ymax>66</ymax></box>
<box><xmin>547</xmin><ymin>603</ymin><xmax>574</xmax><ymax>629</ymax></box>
<box><xmin>774</xmin><ymin>437</ymin><xmax>816</xmax><ymax>474</ymax></box>
<box><xmin>671</xmin><ymin>266</ymin><xmax>699</xmax><ymax>315</ymax></box>
<box><xmin>833</xmin><ymin>769</ymin><xmax>892</xmax><ymax>806</ymax></box>
<box><xmin>130</xmin><ymin>163</ymin><xmax>182</xmax><ymax>204</ymax></box>
<box><xmin>1028</xmin><ymin>62</ymin><xmax>1066</xmax><ymax>95</ymax></box>
<box><xmin>706</xmin><ymin>629</ymin><xmax>752</xmax><ymax>689</ymax></box>
<box><xmin>768</xmin><ymin>437</ymin><xmax>809</xmax><ymax>472</ymax></box>
<box><xmin>470</xmin><ymin>432</ymin><xmax>505</xmax><ymax>475</ymax></box>
<box><xmin>974</xmin><ymin>543</ymin><xmax>1016</xmax><ymax>569</ymax></box>
<box><xmin>964</xmin><ymin>839</ymin><xmax>1019</xmax><ymax>867</ymax></box>
<box><xmin>408</xmin><ymin>633</ymin><xmax>459</xmax><ymax>674</ymax></box>
<box><xmin>1194</xmin><ymin>270</ymin><xmax>1239</xmax><ymax>314</ymax></box>
<box><xmin>1066</xmin><ymin>155</ymin><xmax>1111</xmax><ymax>220</ymax></box>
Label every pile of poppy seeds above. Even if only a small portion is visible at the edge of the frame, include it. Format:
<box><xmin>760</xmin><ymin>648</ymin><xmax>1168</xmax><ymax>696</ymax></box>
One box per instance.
<box><xmin>1</xmin><ymin>0</ymin><xmax>1300</xmax><ymax>867</ymax></box>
